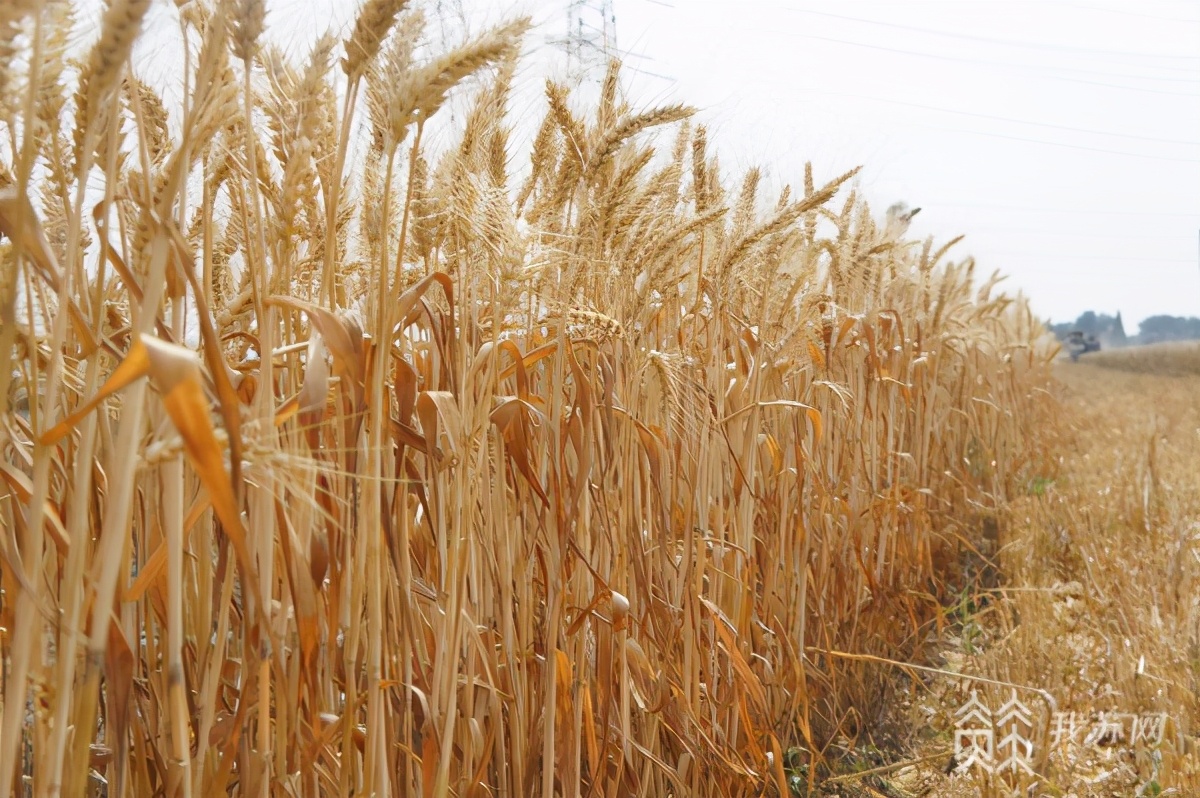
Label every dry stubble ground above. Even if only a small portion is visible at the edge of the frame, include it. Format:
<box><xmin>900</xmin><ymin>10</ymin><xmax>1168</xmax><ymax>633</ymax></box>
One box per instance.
<box><xmin>816</xmin><ymin>355</ymin><xmax>1200</xmax><ymax>796</ymax></box>
<box><xmin>822</xmin><ymin>356</ymin><xmax>1200</xmax><ymax>798</ymax></box>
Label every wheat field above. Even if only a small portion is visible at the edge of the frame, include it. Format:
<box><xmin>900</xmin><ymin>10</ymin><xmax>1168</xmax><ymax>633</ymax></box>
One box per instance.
<box><xmin>0</xmin><ymin>1</ymin><xmax>1064</xmax><ymax>796</ymax></box>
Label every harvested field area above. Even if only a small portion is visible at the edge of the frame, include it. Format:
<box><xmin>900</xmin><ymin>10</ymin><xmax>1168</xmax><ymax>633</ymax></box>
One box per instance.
<box><xmin>857</xmin><ymin>360</ymin><xmax>1200</xmax><ymax>798</ymax></box>
<box><xmin>1075</xmin><ymin>341</ymin><xmax>1200</xmax><ymax>377</ymax></box>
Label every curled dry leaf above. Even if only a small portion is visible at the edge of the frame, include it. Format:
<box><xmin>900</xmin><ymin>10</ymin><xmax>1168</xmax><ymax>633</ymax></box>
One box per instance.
<box><xmin>0</xmin><ymin>460</ymin><xmax>69</xmax><ymax>552</ymax></box>
<box><xmin>415</xmin><ymin>390</ymin><xmax>461</xmax><ymax>470</ymax></box>
<box><xmin>489</xmin><ymin>396</ymin><xmax>549</xmax><ymax>505</ymax></box>
<box><xmin>39</xmin><ymin>337</ymin><xmax>152</xmax><ymax>446</ymax></box>
<box><xmin>610</xmin><ymin>590</ymin><xmax>630</xmax><ymax>628</ymax></box>
<box><xmin>624</xmin><ymin>636</ymin><xmax>658</xmax><ymax>711</ymax></box>
<box><xmin>269</xmin><ymin>296</ymin><xmax>369</xmax><ymax>408</ymax></box>
<box><xmin>139</xmin><ymin>335</ymin><xmax>258</xmax><ymax>596</ymax></box>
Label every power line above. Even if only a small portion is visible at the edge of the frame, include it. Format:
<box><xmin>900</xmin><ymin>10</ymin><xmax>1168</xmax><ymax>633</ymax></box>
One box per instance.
<box><xmin>789</xmin><ymin>33</ymin><xmax>1200</xmax><ymax>96</ymax></box>
<box><xmin>986</xmin><ymin>253</ymin><xmax>1196</xmax><ymax>263</ymax></box>
<box><xmin>1049</xmin><ymin>1</ymin><xmax>1200</xmax><ymax>24</ymax></box>
<box><xmin>790</xmin><ymin>86</ymin><xmax>1197</xmax><ymax>147</ymax></box>
<box><xmin>939</xmin><ymin>228</ymin><xmax>1195</xmax><ymax>240</ymax></box>
<box><xmin>900</xmin><ymin>119</ymin><xmax>1200</xmax><ymax>163</ymax></box>
<box><xmin>922</xmin><ymin>201</ymin><xmax>1199</xmax><ymax>217</ymax></box>
<box><xmin>786</xmin><ymin>6</ymin><xmax>1200</xmax><ymax>65</ymax></box>
<box><xmin>1046</xmin><ymin>72</ymin><xmax>1200</xmax><ymax>96</ymax></box>
<box><xmin>637</xmin><ymin>4</ymin><xmax>1200</xmax><ymax>92</ymax></box>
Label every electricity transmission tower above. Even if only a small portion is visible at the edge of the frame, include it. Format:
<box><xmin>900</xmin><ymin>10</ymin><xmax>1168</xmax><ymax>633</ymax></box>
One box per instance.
<box><xmin>563</xmin><ymin>0</ymin><xmax>617</xmax><ymax>80</ymax></box>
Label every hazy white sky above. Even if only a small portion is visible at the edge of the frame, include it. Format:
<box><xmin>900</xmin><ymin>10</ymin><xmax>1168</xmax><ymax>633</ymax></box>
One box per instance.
<box><xmin>171</xmin><ymin>0</ymin><xmax>1200</xmax><ymax>329</ymax></box>
<box><xmin>597</xmin><ymin>0</ymin><xmax>1200</xmax><ymax>330</ymax></box>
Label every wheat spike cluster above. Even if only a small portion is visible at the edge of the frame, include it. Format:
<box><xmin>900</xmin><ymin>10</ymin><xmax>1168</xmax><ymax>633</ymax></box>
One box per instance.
<box><xmin>0</xmin><ymin>1</ymin><xmax>1058</xmax><ymax>795</ymax></box>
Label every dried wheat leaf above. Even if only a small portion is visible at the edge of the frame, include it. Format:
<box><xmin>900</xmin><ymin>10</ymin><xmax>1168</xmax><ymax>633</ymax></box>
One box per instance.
<box><xmin>0</xmin><ymin>460</ymin><xmax>69</xmax><ymax>552</ymax></box>
<box><xmin>39</xmin><ymin>337</ymin><xmax>151</xmax><ymax>445</ymax></box>
<box><xmin>269</xmin><ymin>295</ymin><xmax>367</xmax><ymax>405</ymax></box>
<box><xmin>103</xmin><ymin>614</ymin><xmax>135</xmax><ymax>798</ymax></box>
<box><xmin>140</xmin><ymin>335</ymin><xmax>257</xmax><ymax>590</ymax></box>
<box><xmin>489</xmin><ymin>396</ymin><xmax>549</xmax><ymax>505</ymax></box>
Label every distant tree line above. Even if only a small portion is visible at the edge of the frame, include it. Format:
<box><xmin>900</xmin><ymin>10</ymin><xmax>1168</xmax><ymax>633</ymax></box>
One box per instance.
<box><xmin>1048</xmin><ymin>311</ymin><xmax>1200</xmax><ymax>346</ymax></box>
